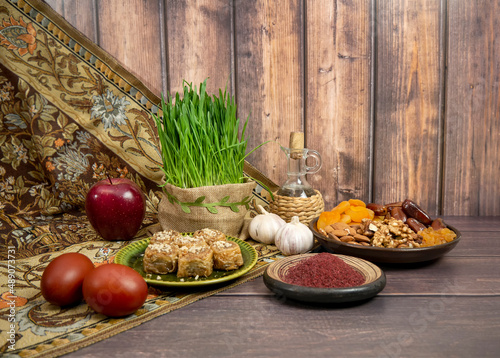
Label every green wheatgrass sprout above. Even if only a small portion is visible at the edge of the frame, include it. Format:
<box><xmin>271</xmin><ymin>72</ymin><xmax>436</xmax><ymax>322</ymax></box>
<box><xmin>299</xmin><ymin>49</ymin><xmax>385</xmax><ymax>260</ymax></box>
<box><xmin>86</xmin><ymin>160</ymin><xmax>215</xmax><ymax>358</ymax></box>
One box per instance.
<box><xmin>153</xmin><ymin>79</ymin><xmax>265</xmax><ymax>189</ymax></box>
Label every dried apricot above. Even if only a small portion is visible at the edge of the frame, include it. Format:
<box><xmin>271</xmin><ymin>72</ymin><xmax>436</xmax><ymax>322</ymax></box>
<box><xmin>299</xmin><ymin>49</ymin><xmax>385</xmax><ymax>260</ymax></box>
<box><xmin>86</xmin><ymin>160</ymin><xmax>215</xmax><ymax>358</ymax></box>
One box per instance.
<box><xmin>317</xmin><ymin>211</ymin><xmax>341</xmax><ymax>230</ymax></box>
<box><xmin>339</xmin><ymin>214</ymin><xmax>352</xmax><ymax>224</ymax></box>
<box><xmin>348</xmin><ymin>199</ymin><xmax>366</xmax><ymax>207</ymax></box>
<box><xmin>366</xmin><ymin>208</ymin><xmax>375</xmax><ymax>220</ymax></box>
<box><xmin>345</xmin><ymin>207</ymin><xmax>374</xmax><ymax>222</ymax></box>
<box><xmin>332</xmin><ymin>200</ymin><xmax>350</xmax><ymax>214</ymax></box>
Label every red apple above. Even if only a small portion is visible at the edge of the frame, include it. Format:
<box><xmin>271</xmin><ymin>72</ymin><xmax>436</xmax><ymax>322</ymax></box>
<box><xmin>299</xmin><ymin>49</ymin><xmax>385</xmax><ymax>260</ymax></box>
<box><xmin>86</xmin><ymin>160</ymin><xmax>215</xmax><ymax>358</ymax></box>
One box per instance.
<box><xmin>85</xmin><ymin>177</ymin><xmax>146</xmax><ymax>241</ymax></box>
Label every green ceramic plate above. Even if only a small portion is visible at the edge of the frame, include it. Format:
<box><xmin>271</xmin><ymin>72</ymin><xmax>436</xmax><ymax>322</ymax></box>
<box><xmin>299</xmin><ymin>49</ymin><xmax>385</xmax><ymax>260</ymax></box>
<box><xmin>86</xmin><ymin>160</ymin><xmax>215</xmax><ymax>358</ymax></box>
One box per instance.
<box><xmin>114</xmin><ymin>235</ymin><xmax>258</xmax><ymax>287</ymax></box>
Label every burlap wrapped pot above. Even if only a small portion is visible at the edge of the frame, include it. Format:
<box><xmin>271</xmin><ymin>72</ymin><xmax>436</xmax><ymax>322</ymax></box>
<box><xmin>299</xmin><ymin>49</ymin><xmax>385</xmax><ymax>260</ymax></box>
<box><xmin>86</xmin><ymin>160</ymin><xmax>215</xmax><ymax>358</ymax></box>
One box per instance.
<box><xmin>158</xmin><ymin>180</ymin><xmax>256</xmax><ymax>237</ymax></box>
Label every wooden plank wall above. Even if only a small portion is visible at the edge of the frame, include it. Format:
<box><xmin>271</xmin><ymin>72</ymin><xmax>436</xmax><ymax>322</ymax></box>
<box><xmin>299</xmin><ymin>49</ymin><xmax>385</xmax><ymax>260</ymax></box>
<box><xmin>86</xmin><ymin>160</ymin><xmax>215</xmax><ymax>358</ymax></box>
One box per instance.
<box><xmin>44</xmin><ymin>0</ymin><xmax>500</xmax><ymax>216</ymax></box>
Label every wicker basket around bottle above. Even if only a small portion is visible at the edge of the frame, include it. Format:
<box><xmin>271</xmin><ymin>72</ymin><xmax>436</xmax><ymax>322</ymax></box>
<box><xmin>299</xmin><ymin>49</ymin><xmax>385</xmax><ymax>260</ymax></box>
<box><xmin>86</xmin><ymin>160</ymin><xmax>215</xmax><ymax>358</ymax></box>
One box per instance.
<box><xmin>269</xmin><ymin>190</ymin><xmax>325</xmax><ymax>225</ymax></box>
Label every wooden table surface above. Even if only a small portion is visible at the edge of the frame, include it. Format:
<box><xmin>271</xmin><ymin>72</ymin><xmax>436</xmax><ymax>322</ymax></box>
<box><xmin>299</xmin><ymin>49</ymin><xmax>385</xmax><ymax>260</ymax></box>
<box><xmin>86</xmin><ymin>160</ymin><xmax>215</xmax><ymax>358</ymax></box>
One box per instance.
<box><xmin>68</xmin><ymin>216</ymin><xmax>500</xmax><ymax>358</ymax></box>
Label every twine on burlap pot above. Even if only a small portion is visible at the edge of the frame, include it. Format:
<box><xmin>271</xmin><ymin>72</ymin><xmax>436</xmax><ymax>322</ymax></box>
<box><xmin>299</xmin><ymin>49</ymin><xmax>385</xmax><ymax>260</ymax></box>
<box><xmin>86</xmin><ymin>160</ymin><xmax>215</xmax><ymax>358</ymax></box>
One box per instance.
<box><xmin>157</xmin><ymin>180</ymin><xmax>256</xmax><ymax>237</ymax></box>
<box><xmin>269</xmin><ymin>190</ymin><xmax>324</xmax><ymax>225</ymax></box>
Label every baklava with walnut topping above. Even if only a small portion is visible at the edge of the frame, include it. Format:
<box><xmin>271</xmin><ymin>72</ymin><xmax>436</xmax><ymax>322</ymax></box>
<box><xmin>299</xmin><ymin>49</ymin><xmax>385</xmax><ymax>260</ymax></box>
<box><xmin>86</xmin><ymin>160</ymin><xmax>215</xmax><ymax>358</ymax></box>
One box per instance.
<box><xmin>172</xmin><ymin>235</ymin><xmax>208</xmax><ymax>248</ymax></box>
<box><xmin>177</xmin><ymin>245</ymin><xmax>214</xmax><ymax>278</ymax></box>
<box><xmin>211</xmin><ymin>240</ymin><xmax>244</xmax><ymax>270</ymax></box>
<box><xmin>143</xmin><ymin>242</ymin><xmax>179</xmax><ymax>274</ymax></box>
<box><xmin>193</xmin><ymin>228</ymin><xmax>226</xmax><ymax>246</ymax></box>
<box><xmin>149</xmin><ymin>229</ymin><xmax>182</xmax><ymax>245</ymax></box>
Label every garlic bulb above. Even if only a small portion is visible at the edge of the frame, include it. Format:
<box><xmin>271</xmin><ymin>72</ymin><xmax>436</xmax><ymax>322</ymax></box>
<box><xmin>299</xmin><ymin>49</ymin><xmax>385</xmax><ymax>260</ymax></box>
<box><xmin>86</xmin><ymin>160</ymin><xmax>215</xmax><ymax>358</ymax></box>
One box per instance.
<box><xmin>248</xmin><ymin>205</ymin><xmax>286</xmax><ymax>244</ymax></box>
<box><xmin>275</xmin><ymin>216</ymin><xmax>314</xmax><ymax>255</ymax></box>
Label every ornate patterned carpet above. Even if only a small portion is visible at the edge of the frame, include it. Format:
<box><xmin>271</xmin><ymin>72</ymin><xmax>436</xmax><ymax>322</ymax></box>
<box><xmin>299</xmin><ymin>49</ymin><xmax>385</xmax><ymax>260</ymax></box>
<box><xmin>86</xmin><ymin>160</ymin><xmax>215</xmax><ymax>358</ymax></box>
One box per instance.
<box><xmin>0</xmin><ymin>0</ymin><xmax>281</xmax><ymax>356</ymax></box>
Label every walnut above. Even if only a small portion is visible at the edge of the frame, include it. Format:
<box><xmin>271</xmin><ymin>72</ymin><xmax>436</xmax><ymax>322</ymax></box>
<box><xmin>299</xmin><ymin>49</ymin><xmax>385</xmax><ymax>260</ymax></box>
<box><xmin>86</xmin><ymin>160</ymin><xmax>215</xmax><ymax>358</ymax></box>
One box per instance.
<box><xmin>371</xmin><ymin>225</ymin><xmax>390</xmax><ymax>247</ymax></box>
<box><xmin>386</xmin><ymin>218</ymin><xmax>407</xmax><ymax>236</ymax></box>
<box><xmin>359</xmin><ymin>218</ymin><xmax>377</xmax><ymax>237</ymax></box>
<box><xmin>368</xmin><ymin>218</ymin><xmax>422</xmax><ymax>248</ymax></box>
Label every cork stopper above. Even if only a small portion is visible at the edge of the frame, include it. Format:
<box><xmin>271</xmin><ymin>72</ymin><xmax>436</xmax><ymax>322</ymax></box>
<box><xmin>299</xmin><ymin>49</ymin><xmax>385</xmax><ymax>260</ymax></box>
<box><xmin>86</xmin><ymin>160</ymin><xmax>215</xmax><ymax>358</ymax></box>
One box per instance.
<box><xmin>289</xmin><ymin>132</ymin><xmax>304</xmax><ymax>159</ymax></box>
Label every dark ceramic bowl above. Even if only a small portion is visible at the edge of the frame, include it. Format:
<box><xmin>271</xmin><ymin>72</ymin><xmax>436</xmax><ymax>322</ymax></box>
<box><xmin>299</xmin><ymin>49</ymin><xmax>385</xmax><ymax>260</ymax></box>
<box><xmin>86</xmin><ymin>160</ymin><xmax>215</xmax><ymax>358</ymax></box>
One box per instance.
<box><xmin>263</xmin><ymin>253</ymin><xmax>386</xmax><ymax>304</ymax></box>
<box><xmin>309</xmin><ymin>217</ymin><xmax>461</xmax><ymax>264</ymax></box>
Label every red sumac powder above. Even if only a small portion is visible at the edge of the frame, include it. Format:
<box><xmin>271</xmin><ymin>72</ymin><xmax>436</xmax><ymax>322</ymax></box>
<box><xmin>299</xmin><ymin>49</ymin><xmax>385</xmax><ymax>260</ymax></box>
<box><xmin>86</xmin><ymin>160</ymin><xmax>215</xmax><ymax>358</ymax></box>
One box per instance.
<box><xmin>284</xmin><ymin>253</ymin><xmax>365</xmax><ymax>288</ymax></box>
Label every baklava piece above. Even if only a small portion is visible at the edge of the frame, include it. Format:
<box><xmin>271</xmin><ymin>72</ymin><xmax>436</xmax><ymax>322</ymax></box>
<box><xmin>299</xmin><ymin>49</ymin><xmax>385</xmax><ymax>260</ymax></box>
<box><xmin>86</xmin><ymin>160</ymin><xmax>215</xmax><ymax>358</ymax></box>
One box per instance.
<box><xmin>143</xmin><ymin>242</ymin><xmax>179</xmax><ymax>274</ymax></box>
<box><xmin>150</xmin><ymin>229</ymin><xmax>182</xmax><ymax>245</ymax></box>
<box><xmin>211</xmin><ymin>240</ymin><xmax>244</xmax><ymax>271</ymax></box>
<box><xmin>173</xmin><ymin>235</ymin><xmax>208</xmax><ymax>248</ymax></box>
<box><xmin>177</xmin><ymin>245</ymin><xmax>214</xmax><ymax>278</ymax></box>
<box><xmin>193</xmin><ymin>228</ymin><xmax>226</xmax><ymax>246</ymax></box>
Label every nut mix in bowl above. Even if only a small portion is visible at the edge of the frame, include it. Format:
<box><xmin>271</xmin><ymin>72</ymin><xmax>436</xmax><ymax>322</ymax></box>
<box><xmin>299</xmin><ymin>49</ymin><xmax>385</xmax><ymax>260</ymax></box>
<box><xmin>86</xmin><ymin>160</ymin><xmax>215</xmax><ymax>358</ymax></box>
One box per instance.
<box><xmin>311</xmin><ymin>199</ymin><xmax>461</xmax><ymax>264</ymax></box>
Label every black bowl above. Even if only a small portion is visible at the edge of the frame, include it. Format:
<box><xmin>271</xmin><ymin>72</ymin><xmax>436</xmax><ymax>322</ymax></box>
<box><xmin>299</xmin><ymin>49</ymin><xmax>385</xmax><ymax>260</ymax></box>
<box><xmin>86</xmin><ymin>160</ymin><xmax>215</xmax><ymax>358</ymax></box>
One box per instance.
<box><xmin>309</xmin><ymin>217</ymin><xmax>461</xmax><ymax>264</ymax></box>
<box><xmin>263</xmin><ymin>253</ymin><xmax>386</xmax><ymax>304</ymax></box>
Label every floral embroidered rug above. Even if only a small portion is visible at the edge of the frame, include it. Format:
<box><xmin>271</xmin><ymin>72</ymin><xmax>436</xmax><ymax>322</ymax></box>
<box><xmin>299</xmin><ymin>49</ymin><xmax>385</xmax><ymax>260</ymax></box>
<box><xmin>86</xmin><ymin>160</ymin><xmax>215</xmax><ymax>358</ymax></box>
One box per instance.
<box><xmin>0</xmin><ymin>0</ymin><xmax>281</xmax><ymax>356</ymax></box>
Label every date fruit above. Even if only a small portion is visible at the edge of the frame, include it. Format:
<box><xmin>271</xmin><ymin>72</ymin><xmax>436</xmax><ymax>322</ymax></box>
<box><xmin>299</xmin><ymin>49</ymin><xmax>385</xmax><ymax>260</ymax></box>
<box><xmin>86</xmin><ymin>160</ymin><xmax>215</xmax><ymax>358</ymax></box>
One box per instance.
<box><xmin>402</xmin><ymin>199</ymin><xmax>432</xmax><ymax>225</ymax></box>
<box><xmin>385</xmin><ymin>201</ymin><xmax>403</xmax><ymax>211</ymax></box>
<box><xmin>407</xmin><ymin>218</ymin><xmax>427</xmax><ymax>233</ymax></box>
<box><xmin>431</xmin><ymin>218</ymin><xmax>447</xmax><ymax>230</ymax></box>
<box><xmin>391</xmin><ymin>207</ymin><xmax>407</xmax><ymax>223</ymax></box>
<box><xmin>367</xmin><ymin>203</ymin><xmax>388</xmax><ymax>216</ymax></box>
